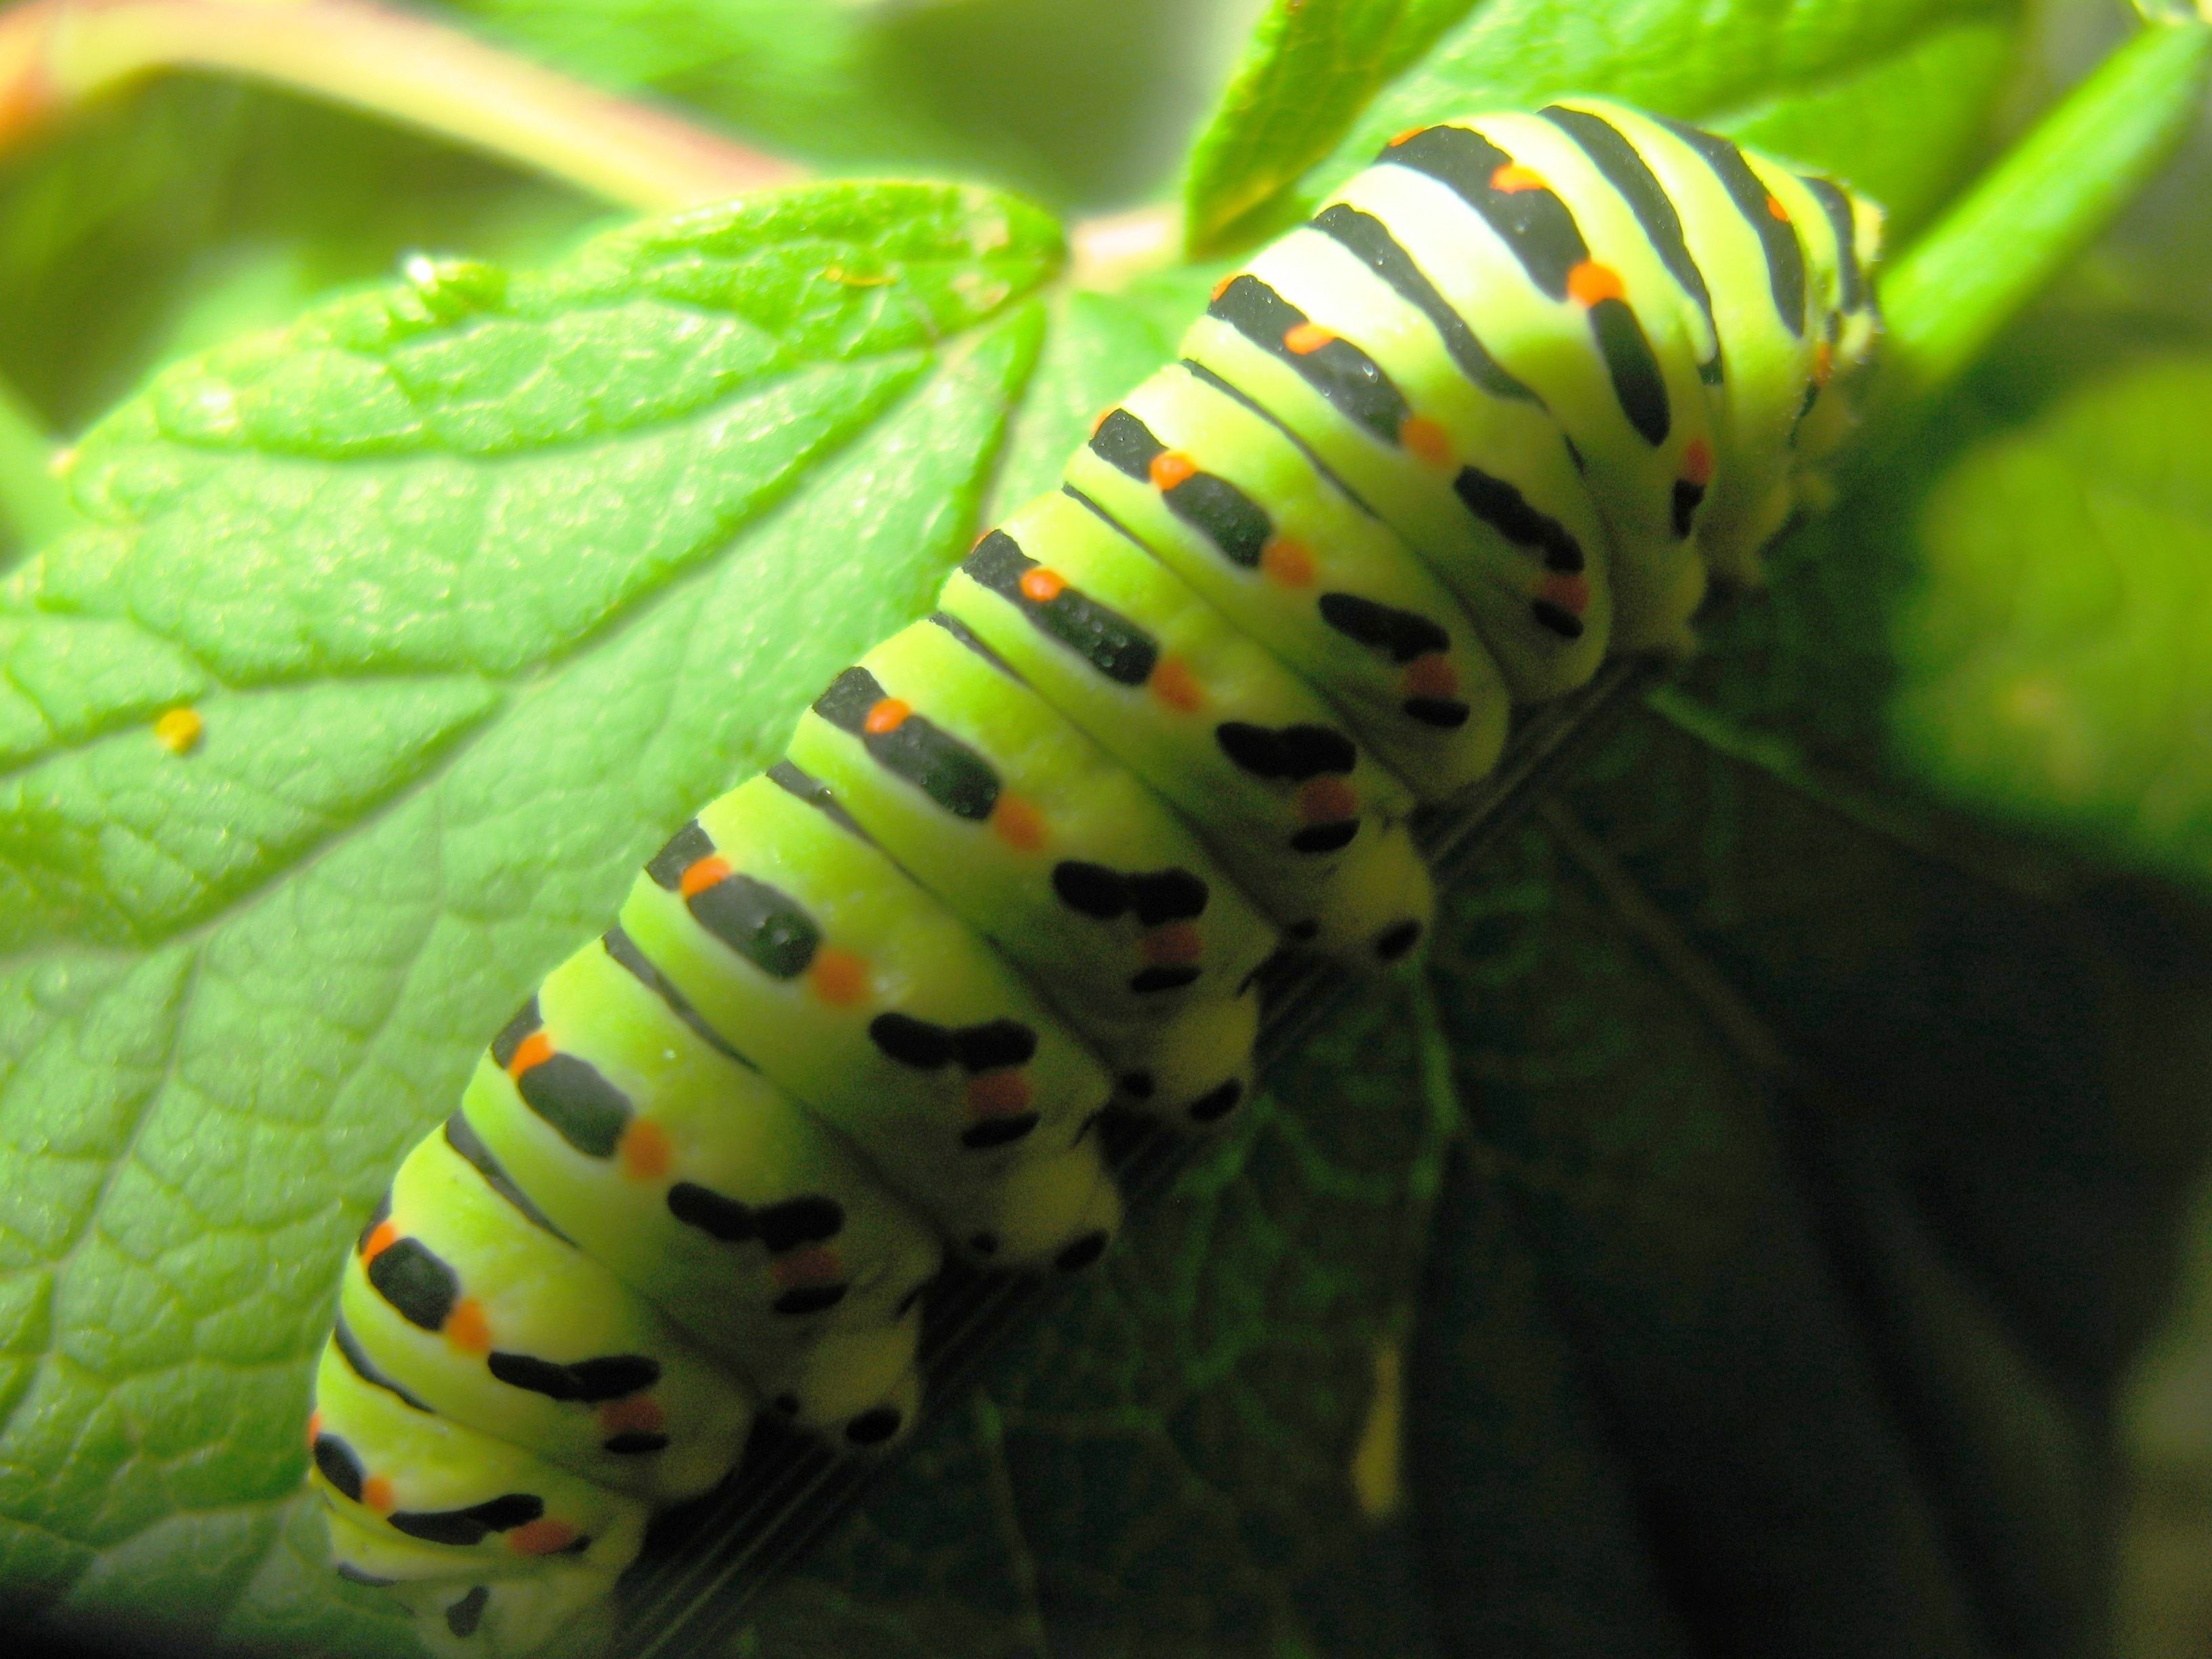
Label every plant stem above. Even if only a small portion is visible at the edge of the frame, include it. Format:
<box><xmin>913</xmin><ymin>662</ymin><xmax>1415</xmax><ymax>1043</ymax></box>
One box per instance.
<box><xmin>0</xmin><ymin>0</ymin><xmax>801</xmax><ymax>210</ymax></box>
<box><xmin>1879</xmin><ymin>13</ymin><xmax>2212</xmax><ymax>407</ymax></box>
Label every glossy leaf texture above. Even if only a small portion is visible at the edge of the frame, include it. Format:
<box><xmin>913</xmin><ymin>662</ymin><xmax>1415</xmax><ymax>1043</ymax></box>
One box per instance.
<box><xmin>0</xmin><ymin>182</ymin><xmax>1064</xmax><ymax>1657</ymax></box>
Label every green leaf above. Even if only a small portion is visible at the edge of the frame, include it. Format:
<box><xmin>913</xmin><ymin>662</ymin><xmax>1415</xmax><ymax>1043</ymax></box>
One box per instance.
<box><xmin>13</xmin><ymin>3</ymin><xmax>2211</xmax><ymax>1655</ymax></box>
<box><xmin>1183</xmin><ymin>0</ymin><xmax>1453</xmax><ymax>255</ymax></box>
<box><xmin>1891</xmin><ymin>353</ymin><xmax>2212</xmax><ymax>889</ymax></box>
<box><xmin>0</xmin><ymin>179</ymin><xmax>1062</xmax><ymax>1655</ymax></box>
<box><xmin>741</xmin><ymin>973</ymin><xmax>1458</xmax><ymax>1658</ymax></box>
<box><xmin>1191</xmin><ymin>0</ymin><xmax>2024</xmax><ymax>255</ymax></box>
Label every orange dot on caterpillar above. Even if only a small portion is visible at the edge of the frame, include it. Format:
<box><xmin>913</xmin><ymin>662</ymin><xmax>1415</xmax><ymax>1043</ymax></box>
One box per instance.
<box><xmin>506</xmin><ymin>1519</ymin><xmax>580</xmax><ymax>1557</ymax></box>
<box><xmin>1404</xmin><ymin>655</ymin><xmax>1459</xmax><ymax>699</ymax></box>
<box><xmin>808</xmin><ymin>947</ymin><xmax>870</xmax><ymax>1006</ymax></box>
<box><xmin>1398</xmin><ymin>416</ymin><xmax>1452</xmax><ymax>466</ymax></box>
<box><xmin>1149</xmin><ymin>657</ymin><xmax>1206</xmax><ymax>712</ymax></box>
<box><xmin>678</xmin><ymin>857</ymin><xmax>731</xmax><ymax>899</ymax></box>
<box><xmin>1566</xmin><ymin>261</ymin><xmax>1625</xmax><ymax>307</ymax></box>
<box><xmin>1149</xmin><ymin>451</ymin><xmax>1197</xmax><ymax>491</ymax></box>
<box><xmin>1296</xmin><ymin>777</ymin><xmax>1359</xmax><ymax>823</ymax></box>
<box><xmin>620</xmin><ymin>1120</ymin><xmax>672</xmax><ymax>1181</ymax></box>
<box><xmin>598</xmin><ymin>1397</ymin><xmax>664</xmax><ymax>1436</ymax></box>
<box><xmin>1259</xmin><ymin>535</ymin><xmax>1315</xmax><ymax>586</ymax></box>
<box><xmin>506</xmin><ymin>1031</ymin><xmax>555</xmax><ymax>1076</ymax></box>
<box><xmin>965</xmin><ymin>1071</ymin><xmax>1031</xmax><ymax>1116</ymax></box>
<box><xmin>1140</xmin><ymin>923</ymin><xmax>1204</xmax><ymax>966</ymax></box>
<box><xmin>991</xmin><ymin>794</ymin><xmax>1048</xmax><ymax>851</ymax></box>
<box><xmin>445</xmin><ymin>1298</ymin><xmax>491</xmax><ymax>1355</ymax></box>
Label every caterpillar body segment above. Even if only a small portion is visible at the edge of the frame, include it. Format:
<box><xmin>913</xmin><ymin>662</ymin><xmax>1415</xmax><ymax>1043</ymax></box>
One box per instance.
<box><xmin>1181</xmin><ymin>274</ymin><xmax>1616</xmax><ymax>699</ymax></box>
<box><xmin>785</xmin><ymin>617</ymin><xmax>1281</xmax><ymax>1057</ymax></box>
<box><xmin>339</xmin><ymin>1124</ymin><xmax>755</xmax><ymax>1501</ymax></box>
<box><xmin>614</xmin><ymin>773</ymin><xmax>1117</xmax><ymax>1263</ymax></box>
<box><xmin>941</xmin><ymin>489</ymin><xmax>1429</xmax><ymax>959</ymax></box>
<box><xmin>313</xmin><ymin>99</ymin><xmax>1883</xmax><ymax>1656</ymax></box>
<box><xmin>1065</xmin><ymin>365</ymin><xmax>1513</xmax><ymax>800</ymax></box>
<box><xmin>321</xmin><ymin>1505</ymin><xmax>621</xmax><ymax>1659</ymax></box>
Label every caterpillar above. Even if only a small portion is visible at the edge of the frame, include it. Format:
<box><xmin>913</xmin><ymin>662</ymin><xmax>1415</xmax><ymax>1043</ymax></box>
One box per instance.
<box><xmin>306</xmin><ymin>99</ymin><xmax>1883</xmax><ymax>1658</ymax></box>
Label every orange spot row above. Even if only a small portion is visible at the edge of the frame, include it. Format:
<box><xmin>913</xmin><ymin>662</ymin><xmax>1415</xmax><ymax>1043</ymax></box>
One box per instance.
<box><xmin>1681</xmin><ymin>436</ymin><xmax>1715</xmax><ymax>488</ymax></box>
<box><xmin>1295</xmin><ymin>777</ymin><xmax>1359</xmax><ymax>824</ymax></box>
<box><xmin>1259</xmin><ymin>535</ymin><xmax>1315</xmax><ymax>588</ymax></box>
<box><xmin>445</xmin><ymin>1298</ymin><xmax>491</xmax><ymax>1355</ymax></box>
<box><xmin>1812</xmin><ymin>340</ymin><xmax>1835</xmax><ymax>388</ymax></box>
<box><xmin>620</xmin><ymin>1120</ymin><xmax>673</xmax><ymax>1181</ymax></box>
<box><xmin>1387</xmin><ymin>125</ymin><xmax>1425</xmax><ymax>148</ymax></box>
<box><xmin>1140</xmin><ymin>923</ymin><xmax>1204</xmax><ymax>966</ymax></box>
<box><xmin>1399</xmin><ymin>415</ymin><xmax>1452</xmax><ymax>467</ymax></box>
<box><xmin>1149</xmin><ymin>451</ymin><xmax>1197</xmax><ymax>491</ymax></box>
<box><xmin>1020</xmin><ymin>567</ymin><xmax>1067</xmax><ymax>604</ymax></box>
<box><xmin>1765</xmin><ymin>192</ymin><xmax>1791</xmax><ymax>222</ymax></box>
<box><xmin>1283</xmin><ymin>321</ymin><xmax>1334</xmax><ymax>355</ymax></box>
<box><xmin>1403</xmin><ymin>655</ymin><xmax>1458</xmax><ymax>699</ymax></box>
<box><xmin>991</xmin><ymin>794</ymin><xmax>1047</xmax><ymax>852</ymax></box>
<box><xmin>1565</xmin><ymin>260</ymin><xmax>1624</xmax><ymax>308</ymax></box>
<box><xmin>362</xmin><ymin>1475</ymin><xmax>395</xmax><ymax>1515</ymax></box>
<box><xmin>360</xmin><ymin>1221</ymin><xmax>398</xmax><ymax>1263</ymax></box>
<box><xmin>808</xmin><ymin>946</ymin><xmax>870</xmax><ymax>1006</ymax></box>
<box><xmin>863</xmin><ymin>698</ymin><xmax>910</xmax><ymax>736</ymax></box>
<box><xmin>1211</xmin><ymin>272</ymin><xmax>1239</xmax><ymax>302</ymax></box>
<box><xmin>965</xmin><ymin>1071</ymin><xmax>1031</xmax><ymax>1117</ymax></box>
<box><xmin>1490</xmin><ymin>162</ymin><xmax>1549</xmax><ymax>194</ymax></box>
<box><xmin>506</xmin><ymin>1030</ymin><xmax>554</xmax><ymax>1078</ymax></box>
<box><xmin>306</xmin><ymin>1410</ymin><xmax>323</xmax><ymax>1447</ymax></box>
<box><xmin>1149</xmin><ymin>656</ymin><xmax>1206</xmax><ymax>713</ymax></box>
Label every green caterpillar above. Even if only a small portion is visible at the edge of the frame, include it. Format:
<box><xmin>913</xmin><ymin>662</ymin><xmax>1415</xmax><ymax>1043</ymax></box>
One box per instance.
<box><xmin>306</xmin><ymin>99</ymin><xmax>1883</xmax><ymax>1657</ymax></box>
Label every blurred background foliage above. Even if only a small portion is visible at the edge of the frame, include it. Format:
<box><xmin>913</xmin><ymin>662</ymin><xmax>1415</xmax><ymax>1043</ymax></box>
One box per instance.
<box><xmin>4</xmin><ymin>0</ymin><xmax>2212</xmax><ymax>1654</ymax></box>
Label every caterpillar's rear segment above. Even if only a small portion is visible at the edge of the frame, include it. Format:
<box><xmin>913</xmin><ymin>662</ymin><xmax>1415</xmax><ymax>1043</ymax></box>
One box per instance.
<box><xmin>314</xmin><ymin>100</ymin><xmax>1880</xmax><ymax>1656</ymax></box>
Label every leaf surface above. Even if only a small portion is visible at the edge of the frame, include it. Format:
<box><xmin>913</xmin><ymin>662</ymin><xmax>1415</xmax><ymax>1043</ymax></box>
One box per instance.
<box><xmin>0</xmin><ymin>181</ymin><xmax>1062</xmax><ymax>1656</ymax></box>
<box><xmin>1187</xmin><ymin>0</ymin><xmax>2023</xmax><ymax>252</ymax></box>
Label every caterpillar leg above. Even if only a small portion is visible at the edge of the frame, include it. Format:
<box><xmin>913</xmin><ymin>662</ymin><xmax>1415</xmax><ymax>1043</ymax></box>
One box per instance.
<box><xmin>325</xmin><ymin>1508</ymin><xmax>620</xmax><ymax>1659</ymax></box>
<box><xmin>308</xmin><ymin>1348</ymin><xmax>651</xmax><ymax>1631</ymax></box>
<box><xmin>954</xmin><ymin>1136</ymin><xmax>1124</xmax><ymax>1271</ymax></box>
<box><xmin>1302</xmin><ymin>818</ymin><xmax>1435</xmax><ymax>966</ymax></box>
<box><xmin>755</xmin><ymin>1308</ymin><xmax>925</xmax><ymax>1452</ymax></box>
<box><xmin>1105</xmin><ymin>986</ymin><xmax>1261</xmax><ymax>1128</ymax></box>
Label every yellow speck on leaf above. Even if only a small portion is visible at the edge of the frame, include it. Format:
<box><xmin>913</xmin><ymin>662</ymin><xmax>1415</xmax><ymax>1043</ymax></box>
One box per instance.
<box><xmin>1351</xmin><ymin>1335</ymin><xmax>1403</xmax><ymax>1521</ymax></box>
<box><xmin>154</xmin><ymin>708</ymin><xmax>205</xmax><ymax>756</ymax></box>
<box><xmin>821</xmin><ymin>264</ymin><xmax>895</xmax><ymax>287</ymax></box>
